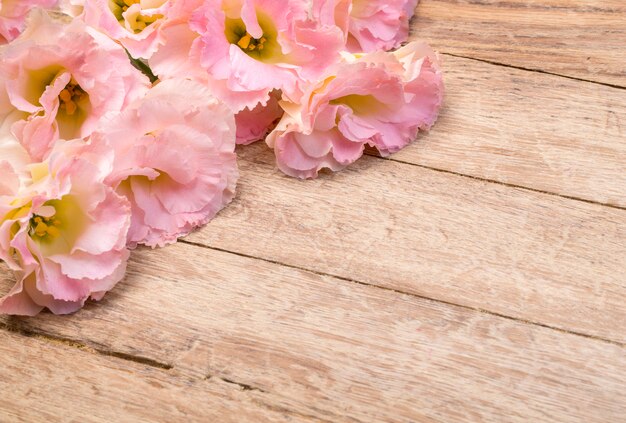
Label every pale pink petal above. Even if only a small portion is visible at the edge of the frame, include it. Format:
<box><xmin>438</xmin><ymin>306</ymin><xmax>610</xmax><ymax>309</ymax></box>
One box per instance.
<box><xmin>0</xmin><ymin>10</ymin><xmax>149</xmax><ymax>161</ymax></box>
<box><xmin>155</xmin><ymin>0</ymin><xmax>344</xmax><ymax>112</ymax></box>
<box><xmin>346</xmin><ymin>0</ymin><xmax>419</xmax><ymax>52</ymax></box>
<box><xmin>0</xmin><ymin>139</ymin><xmax>132</xmax><ymax>316</ymax></box>
<box><xmin>0</xmin><ymin>276</ymin><xmax>44</xmax><ymax>316</ymax></box>
<box><xmin>94</xmin><ymin>78</ymin><xmax>238</xmax><ymax>248</ymax></box>
<box><xmin>235</xmin><ymin>91</ymin><xmax>283</xmax><ymax>145</ymax></box>
<box><xmin>0</xmin><ymin>0</ymin><xmax>58</xmax><ymax>44</ymax></box>
<box><xmin>266</xmin><ymin>42</ymin><xmax>443</xmax><ymax>178</ymax></box>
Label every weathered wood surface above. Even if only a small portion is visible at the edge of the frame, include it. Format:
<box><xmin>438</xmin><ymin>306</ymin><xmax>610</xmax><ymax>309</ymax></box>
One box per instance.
<box><xmin>2</xmin><ymin>243</ymin><xmax>625</xmax><ymax>422</ymax></box>
<box><xmin>413</xmin><ymin>0</ymin><xmax>626</xmax><ymax>87</ymax></box>
<box><xmin>1</xmin><ymin>1</ymin><xmax>625</xmax><ymax>422</ymax></box>
<box><xmin>186</xmin><ymin>144</ymin><xmax>626</xmax><ymax>344</ymax></box>
<box><xmin>396</xmin><ymin>55</ymin><xmax>626</xmax><ymax>208</ymax></box>
<box><xmin>0</xmin><ymin>330</ymin><xmax>315</xmax><ymax>423</ymax></box>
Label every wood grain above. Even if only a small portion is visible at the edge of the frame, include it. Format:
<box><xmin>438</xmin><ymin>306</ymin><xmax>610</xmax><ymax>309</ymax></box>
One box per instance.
<box><xmin>1</xmin><ymin>3</ymin><xmax>624</xmax><ymax>422</ymax></box>
<box><xmin>2</xmin><ymin>243</ymin><xmax>625</xmax><ymax>422</ymax></box>
<box><xmin>394</xmin><ymin>55</ymin><xmax>626</xmax><ymax>208</ymax></box>
<box><xmin>185</xmin><ymin>144</ymin><xmax>626</xmax><ymax>343</ymax></box>
<box><xmin>0</xmin><ymin>330</ymin><xmax>314</xmax><ymax>423</ymax></box>
<box><xmin>412</xmin><ymin>0</ymin><xmax>626</xmax><ymax>87</ymax></box>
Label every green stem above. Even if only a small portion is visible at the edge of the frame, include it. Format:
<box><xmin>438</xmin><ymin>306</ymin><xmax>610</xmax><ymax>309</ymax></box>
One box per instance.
<box><xmin>126</xmin><ymin>51</ymin><xmax>158</xmax><ymax>84</ymax></box>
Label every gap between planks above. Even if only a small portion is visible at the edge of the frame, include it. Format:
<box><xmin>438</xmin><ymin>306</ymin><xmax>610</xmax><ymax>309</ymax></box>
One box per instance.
<box><xmin>2</xmin><ymin>230</ymin><xmax>623</xmax><ymax>378</ymax></box>
<box><xmin>410</xmin><ymin>0</ymin><xmax>626</xmax><ymax>88</ymax></box>
<box><xmin>440</xmin><ymin>52</ymin><xmax>626</xmax><ymax>91</ymax></box>
<box><xmin>2</xmin><ymin>237</ymin><xmax>624</xmax><ymax>420</ymax></box>
<box><xmin>369</xmin><ymin>151</ymin><xmax>626</xmax><ymax>212</ymax></box>
<box><xmin>362</xmin><ymin>50</ymin><xmax>626</xmax><ymax>210</ymax></box>
<box><xmin>178</xmin><ymin>239</ymin><xmax>625</xmax><ymax>349</ymax></box>
<box><xmin>188</xmin><ymin>146</ymin><xmax>626</xmax><ymax>345</ymax></box>
<box><xmin>414</xmin><ymin>51</ymin><xmax>625</xmax><ymax>210</ymax></box>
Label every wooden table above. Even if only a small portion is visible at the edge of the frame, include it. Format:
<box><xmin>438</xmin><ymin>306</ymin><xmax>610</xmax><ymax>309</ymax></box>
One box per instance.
<box><xmin>1</xmin><ymin>1</ymin><xmax>625</xmax><ymax>421</ymax></box>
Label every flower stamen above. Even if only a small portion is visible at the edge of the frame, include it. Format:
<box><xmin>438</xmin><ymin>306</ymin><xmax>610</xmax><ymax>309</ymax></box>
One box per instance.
<box><xmin>29</xmin><ymin>215</ymin><xmax>62</xmax><ymax>240</ymax></box>
<box><xmin>116</xmin><ymin>0</ymin><xmax>139</xmax><ymax>13</ymax></box>
<box><xmin>110</xmin><ymin>0</ymin><xmax>165</xmax><ymax>33</ymax></box>
<box><xmin>237</xmin><ymin>33</ymin><xmax>267</xmax><ymax>52</ymax></box>
<box><xmin>59</xmin><ymin>81</ymin><xmax>86</xmax><ymax>116</ymax></box>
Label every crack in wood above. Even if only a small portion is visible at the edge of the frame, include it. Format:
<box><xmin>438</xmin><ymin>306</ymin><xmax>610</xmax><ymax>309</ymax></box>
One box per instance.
<box><xmin>207</xmin><ymin>375</ymin><xmax>268</xmax><ymax>393</ymax></box>
<box><xmin>0</xmin><ymin>321</ymin><xmax>173</xmax><ymax>370</ymax></box>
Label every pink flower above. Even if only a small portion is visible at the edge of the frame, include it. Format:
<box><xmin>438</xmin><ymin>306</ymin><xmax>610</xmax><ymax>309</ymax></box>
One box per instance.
<box><xmin>58</xmin><ymin>0</ymin><xmax>85</xmax><ymax>17</ymax></box>
<box><xmin>83</xmin><ymin>0</ymin><xmax>198</xmax><ymax>59</ymax></box>
<box><xmin>316</xmin><ymin>0</ymin><xmax>419</xmax><ymax>52</ymax></box>
<box><xmin>0</xmin><ymin>0</ymin><xmax>58</xmax><ymax>44</ymax></box>
<box><xmin>235</xmin><ymin>90</ymin><xmax>283</xmax><ymax>145</ymax></box>
<box><xmin>151</xmin><ymin>0</ymin><xmax>345</xmax><ymax>112</ymax></box>
<box><xmin>91</xmin><ymin>79</ymin><xmax>238</xmax><ymax>248</ymax></box>
<box><xmin>0</xmin><ymin>9</ymin><xmax>150</xmax><ymax>162</ymax></box>
<box><xmin>0</xmin><ymin>140</ymin><xmax>131</xmax><ymax>316</ymax></box>
<box><xmin>0</xmin><ymin>121</ymin><xmax>31</xmax><ymax>182</ymax></box>
<box><xmin>266</xmin><ymin>42</ymin><xmax>444</xmax><ymax>179</ymax></box>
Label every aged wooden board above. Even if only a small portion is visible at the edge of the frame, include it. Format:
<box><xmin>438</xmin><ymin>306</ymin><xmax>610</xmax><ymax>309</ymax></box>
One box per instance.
<box><xmin>1</xmin><ymin>1</ymin><xmax>625</xmax><ymax>422</ymax></box>
<box><xmin>0</xmin><ymin>330</ymin><xmax>314</xmax><ymax>423</ymax></box>
<box><xmin>2</xmin><ymin>243</ymin><xmax>625</xmax><ymax>422</ymax></box>
<box><xmin>395</xmin><ymin>55</ymin><xmax>626</xmax><ymax>208</ymax></box>
<box><xmin>413</xmin><ymin>0</ymin><xmax>626</xmax><ymax>87</ymax></box>
<box><xmin>185</xmin><ymin>144</ymin><xmax>626</xmax><ymax>343</ymax></box>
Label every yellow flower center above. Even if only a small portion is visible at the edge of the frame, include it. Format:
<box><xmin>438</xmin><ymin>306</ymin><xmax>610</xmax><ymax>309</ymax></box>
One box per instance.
<box><xmin>109</xmin><ymin>0</ymin><xmax>165</xmax><ymax>33</ymax></box>
<box><xmin>115</xmin><ymin>0</ymin><xmax>138</xmax><ymax>13</ymax></box>
<box><xmin>236</xmin><ymin>33</ymin><xmax>268</xmax><ymax>52</ymax></box>
<box><xmin>24</xmin><ymin>197</ymin><xmax>86</xmax><ymax>255</ymax></box>
<box><xmin>58</xmin><ymin>81</ymin><xmax>86</xmax><ymax>116</ymax></box>
<box><xmin>24</xmin><ymin>67</ymin><xmax>91</xmax><ymax>140</ymax></box>
<box><xmin>330</xmin><ymin>94</ymin><xmax>386</xmax><ymax>116</ymax></box>
<box><xmin>224</xmin><ymin>12</ymin><xmax>281</xmax><ymax>63</ymax></box>
<box><xmin>2</xmin><ymin>203</ymin><xmax>31</xmax><ymax>224</ymax></box>
<box><xmin>29</xmin><ymin>215</ymin><xmax>62</xmax><ymax>240</ymax></box>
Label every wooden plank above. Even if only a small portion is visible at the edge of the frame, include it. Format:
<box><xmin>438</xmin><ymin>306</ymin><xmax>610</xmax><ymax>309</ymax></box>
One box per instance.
<box><xmin>2</xmin><ymin>243</ymin><xmax>625</xmax><ymax>422</ymax></box>
<box><xmin>412</xmin><ymin>0</ymin><xmax>626</xmax><ymax>87</ymax></box>
<box><xmin>184</xmin><ymin>144</ymin><xmax>626</xmax><ymax>343</ymax></box>
<box><xmin>394</xmin><ymin>55</ymin><xmax>626</xmax><ymax>208</ymax></box>
<box><xmin>0</xmin><ymin>330</ymin><xmax>314</xmax><ymax>423</ymax></box>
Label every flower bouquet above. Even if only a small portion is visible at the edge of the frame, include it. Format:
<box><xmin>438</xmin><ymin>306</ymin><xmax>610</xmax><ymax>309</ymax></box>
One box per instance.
<box><xmin>0</xmin><ymin>0</ymin><xmax>443</xmax><ymax>315</ymax></box>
